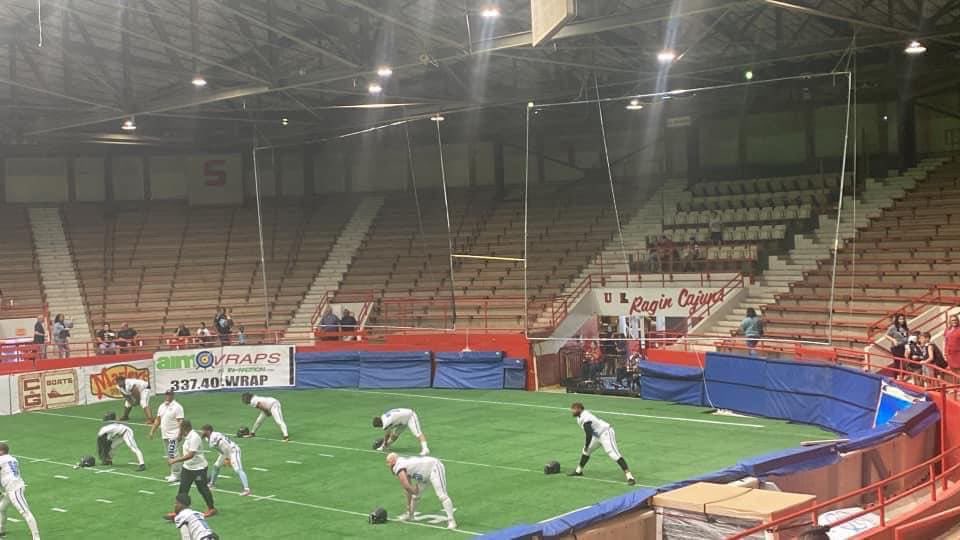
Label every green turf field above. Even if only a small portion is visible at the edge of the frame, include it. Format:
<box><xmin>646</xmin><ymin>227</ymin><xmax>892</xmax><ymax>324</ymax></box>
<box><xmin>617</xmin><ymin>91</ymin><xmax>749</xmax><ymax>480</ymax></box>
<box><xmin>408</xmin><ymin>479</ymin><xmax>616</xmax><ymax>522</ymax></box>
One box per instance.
<box><xmin>0</xmin><ymin>389</ymin><xmax>831</xmax><ymax>538</ymax></box>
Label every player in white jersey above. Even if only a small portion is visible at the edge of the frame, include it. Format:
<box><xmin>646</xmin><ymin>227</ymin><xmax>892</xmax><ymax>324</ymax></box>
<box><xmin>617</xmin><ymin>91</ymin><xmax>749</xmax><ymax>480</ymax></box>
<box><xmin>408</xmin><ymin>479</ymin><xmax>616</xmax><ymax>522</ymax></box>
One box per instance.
<box><xmin>373</xmin><ymin>408</ymin><xmax>430</xmax><ymax>455</ymax></box>
<box><xmin>241</xmin><ymin>393</ymin><xmax>289</xmax><ymax>441</ymax></box>
<box><xmin>173</xmin><ymin>493</ymin><xmax>219</xmax><ymax>540</ymax></box>
<box><xmin>386</xmin><ymin>453</ymin><xmax>457</xmax><ymax>530</ymax></box>
<box><xmin>568</xmin><ymin>402</ymin><xmax>635</xmax><ymax>485</ymax></box>
<box><xmin>0</xmin><ymin>443</ymin><xmax>41</xmax><ymax>540</ymax></box>
<box><xmin>150</xmin><ymin>389</ymin><xmax>185</xmax><ymax>482</ymax></box>
<box><xmin>116</xmin><ymin>375</ymin><xmax>153</xmax><ymax>422</ymax></box>
<box><xmin>200</xmin><ymin>424</ymin><xmax>250</xmax><ymax>496</ymax></box>
<box><xmin>97</xmin><ymin>412</ymin><xmax>146</xmax><ymax>471</ymax></box>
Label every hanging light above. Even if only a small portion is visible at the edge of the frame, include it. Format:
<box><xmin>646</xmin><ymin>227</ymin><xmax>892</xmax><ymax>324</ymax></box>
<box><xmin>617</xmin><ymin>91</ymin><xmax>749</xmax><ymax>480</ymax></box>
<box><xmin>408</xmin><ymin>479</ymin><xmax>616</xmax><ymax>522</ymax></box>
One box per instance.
<box><xmin>744</xmin><ymin>70</ymin><xmax>754</xmax><ymax>80</ymax></box>
<box><xmin>191</xmin><ymin>75</ymin><xmax>207</xmax><ymax>87</ymax></box>
<box><xmin>281</xmin><ymin>117</ymin><xmax>289</xmax><ymax>126</ymax></box>
<box><xmin>657</xmin><ymin>49</ymin><xmax>676</xmax><ymax>63</ymax></box>
<box><xmin>368</xmin><ymin>82</ymin><xmax>383</xmax><ymax>95</ymax></box>
<box><xmin>121</xmin><ymin>117</ymin><xmax>136</xmax><ymax>131</ymax></box>
<box><xmin>625</xmin><ymin>99</ymin><xmax>643</xmax><ymax>111</ymax></box>
<box><xmin>480</xmin><ymin>7</ymin><xmax>500</xmax><ymax>18</ymax></box>
<box><xmin>430</xmin><ymin>114</ymin><xmax>445</xmax><ymax>122</ymax></box>
<box><xmin>376</xmin><ymin>66</ymin><xmax>393</xmax><ymax>78</ymax></box>
<box><xmin>904</xmin><ymin>40</ymin><xmax>926</xmax><ymax>54</ymax></box>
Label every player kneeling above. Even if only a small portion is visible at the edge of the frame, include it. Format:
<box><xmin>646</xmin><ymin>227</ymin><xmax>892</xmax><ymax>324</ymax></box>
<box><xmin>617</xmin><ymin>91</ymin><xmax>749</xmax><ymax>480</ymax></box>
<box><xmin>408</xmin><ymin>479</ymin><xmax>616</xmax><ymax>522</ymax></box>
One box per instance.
<box><xmin>240</xmin><ymin>393</ymin><xmax>288</xmax><ymax>441</ymax></box>
<box><xmin>568</xmin><ymin>402</ymin><xmax>636</xmax><ymax>485</ymax></box>
<box><xmin>386</xmin><ymin>452</ymin><xmax>457</xmax><ymax>530</ymax></box>
<box><xmin>200</xmin><ymin>425</ymin><xmax>250</xmax><ymax>496</ymax></box>
<box><xmin>373</xmin><ymin>408</ymin><xmax>429</xmax><ymax>456</ymax></box>
<box><xmin>97</xmin><ymin>412</ymin><xmax>146</xmax><ymax>471</ymax></box>
<box><xmin>173</xmin><ymin>494</ymin><xmax>219</xmax><ymax>540</ymax></box>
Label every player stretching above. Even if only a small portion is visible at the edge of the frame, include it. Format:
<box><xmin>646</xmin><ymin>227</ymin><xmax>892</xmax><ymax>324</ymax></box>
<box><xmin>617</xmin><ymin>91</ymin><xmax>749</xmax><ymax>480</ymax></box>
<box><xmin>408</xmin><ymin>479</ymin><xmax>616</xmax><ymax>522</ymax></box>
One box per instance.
<box><xmin>200</xmin><ymin>425</ymin><xmax>250</xmax><ymax>496</ymax></box>
<box><xmin>568</xmin><ymin>402</ymin><xmax>636</xmax><ymax>485</ymax></box>
<box><xmin>150</xmin><ymin>389</ymin><xmax>185</xmax><ymax>482</ymax></box>
<box><xmin>240</xmin><ymin>393</ymin><xmax>288</xmax><ymax>441</ymax></box>
<box><xmin>173</xmin><ymin>494</ymin><xmax>219</xmax><ymax>540</ymax></box>
<box><xmin>373</xmin><ymin>408</ymin><xmax>430</xmax><ymax>456</ymax></box>
<box><xmin>0</xmin><ymin>443</ymin><xmax>41</xmax><ymax>540</ymax></box>
<box><xmin>386</xmin><ymin>452</ymin><xmax>457</xmax><ymax>530</ymax></box>
<box><xmin>116</xmin><ymin>375</ymin><xmax>153</xmax><ymax>422</ymax></box>
<box><xmin>98</xmin><ymin>412</ymin><xmax>146</xmax><ymax>471</ymax></box>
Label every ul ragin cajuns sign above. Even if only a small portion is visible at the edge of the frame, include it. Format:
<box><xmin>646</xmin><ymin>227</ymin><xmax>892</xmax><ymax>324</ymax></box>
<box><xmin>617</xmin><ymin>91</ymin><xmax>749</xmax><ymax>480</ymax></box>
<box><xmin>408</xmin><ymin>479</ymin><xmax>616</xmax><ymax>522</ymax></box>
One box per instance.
<box><xmin>596</xmin><ymin>286</ymin><xmax>730</xmax><ymax>317</ymax></box>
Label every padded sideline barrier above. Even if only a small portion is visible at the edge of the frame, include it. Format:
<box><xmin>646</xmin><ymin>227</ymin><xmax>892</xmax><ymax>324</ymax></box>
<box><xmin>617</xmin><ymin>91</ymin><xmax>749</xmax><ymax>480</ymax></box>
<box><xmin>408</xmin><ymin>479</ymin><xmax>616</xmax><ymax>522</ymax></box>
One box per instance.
<box><xmin>639</xmin><ymin>361</ymin><xmax>704</xmax><ymax>405</ymax></box>
<box><xmin>503</xmin><ymin>358</ymin><xmax>527</xmax><ymax>390</ymax></box>
<box><xmin>433</xmin><ymin>351</ymin><xmax>504</xmax><ymax>389</ymax></box>
<box><xmin>295</xmin><ymin>351</ymin><xmax>431</xmax><ymax>389</ymax></box>
<box><xmin>480</xmin><ymin>353</ymin><xmax>941</xmax><ymax>539</ymax></box>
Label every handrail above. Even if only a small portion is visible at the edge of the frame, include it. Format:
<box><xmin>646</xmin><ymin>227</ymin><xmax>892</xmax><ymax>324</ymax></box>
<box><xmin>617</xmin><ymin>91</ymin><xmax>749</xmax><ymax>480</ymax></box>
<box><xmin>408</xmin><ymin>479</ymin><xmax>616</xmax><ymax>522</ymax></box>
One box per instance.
<box><xmin>893</xmin><ymin>504</ymin><xmax>960</xmax><ymax>540</ymax></box>
<box><xmin>866</xmin><ymin>284</ymin><xmax>960</xmax><ymax>339</ymax></box>
<box><xmin>686</xmin><ymin>273</ymin><xmax>745</xmax><ymax>326</ymax></box>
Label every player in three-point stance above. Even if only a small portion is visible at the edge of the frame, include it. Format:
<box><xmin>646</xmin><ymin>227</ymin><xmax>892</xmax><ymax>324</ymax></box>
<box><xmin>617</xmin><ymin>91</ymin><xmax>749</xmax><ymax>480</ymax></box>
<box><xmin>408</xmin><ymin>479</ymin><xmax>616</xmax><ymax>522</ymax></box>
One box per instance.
<box><xmin>373</xmin><ymin>408</ymin><xmax>430</xmax><ymax>456</ymax></box>
<box><xmin>0</xmin><ymin>442</ymin><xmax>41</xmax><ymax>540</ymax></box>
<box><xmin>386</xmin><ymin>452</ymin><xmax>457</xmax><ymax>530</ymax></box>
<box><xmin>150</xmin><ymin>389</ymin><xmax>185</xmax><ymax>483</ymax></box>
<box><xmin>97</xmin><ymin>412</ymin><xmax>146</xmax><ymax>471</ymax></box>
<box><xmin>173</xmin><ymin>493</ymin><xmax>219</xmax><ymax>540</ymax></box>
<box><xmin>200</xmin><ymin>424</ymin><xmax>250</xmax><ymax>496</ymax></box>
<box><xmin>568</xmin><ymin>402</ymin><xmax>636</xmax><ymax>485</ymax></box>
<box><xmin>116</xmin><ymin>375</ymin><xmax>153</xmax><ymax>423</ymax></box>
<box><xmin>240</xmin><ymin>393</ymin><xmax>288</xmax><ymax>441</ymax></box>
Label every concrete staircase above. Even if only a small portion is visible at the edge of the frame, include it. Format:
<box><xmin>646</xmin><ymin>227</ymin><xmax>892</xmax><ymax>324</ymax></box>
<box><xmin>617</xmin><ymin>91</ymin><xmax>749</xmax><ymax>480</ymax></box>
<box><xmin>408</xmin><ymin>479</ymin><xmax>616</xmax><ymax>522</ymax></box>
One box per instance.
<box><xmin>698</xmin><ymin>158</ymin><xmax>949</xmax><ymax>340</ymax></box>
<box><xmin>532</xmin><ymin>181</ymin><xmax>688</xmax><ymax>329</ymax></box>
<box><xmin>28</xmin><ymin>207</ymin><xmax>93</xmax><ymax>342</ymax></box>
<box><xmin>285</xmin><ymin>196</ymin><xmax>384</xmax><ymax>341</ymax></box>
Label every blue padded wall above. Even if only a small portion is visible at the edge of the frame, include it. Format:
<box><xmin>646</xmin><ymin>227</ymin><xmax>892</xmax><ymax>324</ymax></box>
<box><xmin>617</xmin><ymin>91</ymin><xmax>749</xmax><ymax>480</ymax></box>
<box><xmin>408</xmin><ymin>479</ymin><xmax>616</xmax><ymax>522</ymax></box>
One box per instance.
<box><xmin>433</xmin><ymin>351</ymin><xmax>504</xmax><ymax>389</ymax></box>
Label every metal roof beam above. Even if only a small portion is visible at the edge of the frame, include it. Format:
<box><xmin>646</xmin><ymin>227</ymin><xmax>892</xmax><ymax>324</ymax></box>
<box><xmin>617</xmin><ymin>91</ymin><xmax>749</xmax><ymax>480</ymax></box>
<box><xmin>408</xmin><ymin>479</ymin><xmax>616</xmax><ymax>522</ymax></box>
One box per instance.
<box><xmin>139</xmin><ymin>0</ymin><xmax>187</xmax><ymax>74</ymax></box>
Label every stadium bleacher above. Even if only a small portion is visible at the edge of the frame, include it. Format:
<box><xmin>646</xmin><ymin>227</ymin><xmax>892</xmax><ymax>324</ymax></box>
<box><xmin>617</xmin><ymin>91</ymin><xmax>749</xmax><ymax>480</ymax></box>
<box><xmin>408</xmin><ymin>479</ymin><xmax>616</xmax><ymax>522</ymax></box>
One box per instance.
<box><xmin>0</xmin><ymin>206</ymin><xmax>44</xmax><ymax>316</ymax></box>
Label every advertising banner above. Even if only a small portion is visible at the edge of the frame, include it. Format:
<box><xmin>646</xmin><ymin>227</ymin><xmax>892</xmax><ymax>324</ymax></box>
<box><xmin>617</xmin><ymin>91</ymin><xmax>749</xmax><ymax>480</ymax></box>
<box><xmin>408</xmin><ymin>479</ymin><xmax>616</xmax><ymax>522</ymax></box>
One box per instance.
<box><xmin>84</xmin><ymin>360</ymin><xmax>154</xmax><ymax>402</ymax></box>
<box><xmin>0</xmin><ymin>317</ymin><xmax>35</xmax><ymax>341</ymax></box>
<box><xmin>594</xmin><ymin>286</ymin><xmax>732</xmax><ymax>318</ymax></box>
<box><xmin>18</xmin><ymin>368</ymin><xmax>83</xmax><ymax>411</ymax></box>
<box><xmin>154</xmin><ymin>345</ymin><xmax>295</xmax><ymax>393</ymax></box>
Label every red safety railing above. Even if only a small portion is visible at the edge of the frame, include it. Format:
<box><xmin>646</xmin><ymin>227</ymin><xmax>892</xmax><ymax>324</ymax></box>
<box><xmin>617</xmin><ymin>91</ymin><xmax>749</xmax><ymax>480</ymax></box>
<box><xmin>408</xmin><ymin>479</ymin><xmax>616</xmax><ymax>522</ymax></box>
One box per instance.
<box><xmin>893</xmin><ymin>504</ymin><xmax>960</xmax><ymax>540</ymax></box>
<box><xmin>685</xmin><ymin>273</ymin><xmax>746</xmax><ymax>327</ymax></box>
<box><xmin>378</xmin><ymin>296</ymin><xmax>527</xmax><ymax>332</ymax></box>
<box><xmin>866</xmin><ymin>285</ymin><xmax>960</xmax><ymax>339</ymax></box>
<box><xmin>730</xmin><ymin>439</ymin><xmax>960</xmax><ymax>539</ymax></box>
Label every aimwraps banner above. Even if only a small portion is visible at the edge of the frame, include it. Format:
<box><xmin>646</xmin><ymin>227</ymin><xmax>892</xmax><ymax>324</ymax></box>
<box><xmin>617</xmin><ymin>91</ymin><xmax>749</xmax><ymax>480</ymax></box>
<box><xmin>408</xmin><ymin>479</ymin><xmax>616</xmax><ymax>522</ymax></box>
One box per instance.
<box><xmin>153</xmin><ymin>345</ymin><xmax>296</xmax><ymax>393</ymax></box>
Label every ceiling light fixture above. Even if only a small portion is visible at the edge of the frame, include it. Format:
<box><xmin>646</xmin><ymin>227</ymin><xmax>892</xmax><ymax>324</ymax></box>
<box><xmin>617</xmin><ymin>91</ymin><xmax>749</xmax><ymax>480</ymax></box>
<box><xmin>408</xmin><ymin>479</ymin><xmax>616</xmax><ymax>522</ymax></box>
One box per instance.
<box><xmin>657</xmin><ymin>49</ymin><xmax>676</xmax><ymax>63</ymax></box>
<box><xmin>191</xmin><ymin>75</ymin><xmax>207</xmax><ymax>87</ymax></box>
<box><xmin>480</xmin><ymin>7</ymin><xmax>500</xmax><ymax>18</ymax></box>
<box><xmin>376</xmin><ymin>66</ymin><xmax>393</xmax><ymax>78</ymax></box>
<box><xmin>281</xmin><ymin>117</ymin><xmax>289</xmax><ymax>126</ymax></box>
<box><xmin>744</xmin><ymin>70</ymin><xmax>754</xmax><ymax>80</ymax></box>
<box><xmin>121</xmin><ymin>118</ymin><xmax>136</xmax><ymax>131</ymax></box>
<box><xmin>368</xmin><ymin>82</ymin><xmax>383</xmax><ymax>95</ymax></box>
<box><xmin>904</xmin><ymin>40</ymin><xmax>926</xmax><ymax>54</ymax></box>
<box><xmin>430</xmin><ymin>114</ymin><xmax>445</xmax><ymax>122</ymax></box>
<box><xmin>625</xmin><ymin>98</ymin><xmax>643</xmax><ymax>111</ymax></box>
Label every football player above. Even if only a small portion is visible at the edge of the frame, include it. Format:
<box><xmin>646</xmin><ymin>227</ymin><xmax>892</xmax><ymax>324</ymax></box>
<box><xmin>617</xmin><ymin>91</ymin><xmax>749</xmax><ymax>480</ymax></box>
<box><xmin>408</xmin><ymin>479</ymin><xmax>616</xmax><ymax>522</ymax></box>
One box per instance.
<box><xmin>386</xmin><ymin>452</ymin><xmax>456</xmax><ymax>530</ymax></box>
<box><xmin>150</xmin><ymin>389</ymin><xmax>185</xmax><ymax>482</ymax></box>
<box><xmin>240</xmin><ymin>393</ymin><xmax>288</xmax><ymax>441</ymax></box>
<box><xmin>568</xmin><ymin>402</ymin><xmax>636</xmax><ymax>485</ymax></box>
<box><xmin>173</xmin><ymin>493</ymin><xmax>219</xmax><ymax>540</ymax></box>
<box><xmin>97</xmin><ymin>412</ymin><xmax>146</xmax><ymax>471</ymax></box>
<box><xmin>200</xmin><ymin>424</ymin><xmax>250</xmax><ymax>496</ymax></box>
<box><xmin>373</xmin><ymin>408</ymin><xmax>429</xmax><ymax>456</ymax></box>
<box><xmin>0</xmin><ymin>443</ymin><xmax>41</xmax><ymax>540</ymax></box>
<box><xmin>167</xmin><ymin>420</ymin><xmax>217</xmax><ymax>519</ymax></box>
<box><xmin>116</xmin><ymin>375</ymin><xmax>153</xmax><ymax>422</ymax></box>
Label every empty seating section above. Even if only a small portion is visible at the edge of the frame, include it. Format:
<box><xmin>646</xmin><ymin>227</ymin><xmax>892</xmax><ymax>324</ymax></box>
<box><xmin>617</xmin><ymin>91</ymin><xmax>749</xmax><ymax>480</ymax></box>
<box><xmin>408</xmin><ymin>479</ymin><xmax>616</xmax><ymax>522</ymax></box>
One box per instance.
<box><xmin>646</xmin><ymin>173</ymin><xmax>839</xmax><ymax>272</ymax></box>
<box><xmin>0</xmin><ymin>206</ymin><xmax>44</xmax><ymax>315</ymax></box>
<box><xmin>762</xmin><ymin>159</ymin><xmax>960</xmax><ymax>344</ymax></box>
<box><xmin>338</xmin><ymin>183</ymin><xmax>620</xmax><ymax>330</ymax></box>
<box><xmin>64</xmin><ymin>199</ymin><xmax>357</xmax><ymax>341</ymax></box>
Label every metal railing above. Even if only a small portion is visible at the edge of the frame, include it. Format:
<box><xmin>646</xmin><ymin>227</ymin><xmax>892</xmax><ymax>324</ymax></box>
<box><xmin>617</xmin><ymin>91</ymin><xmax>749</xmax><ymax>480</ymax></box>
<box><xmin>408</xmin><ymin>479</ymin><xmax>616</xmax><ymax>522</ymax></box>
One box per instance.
<box><xmin>866</xmin><ymin>285</ymin><xmax>960</xmax><ymax>339</ymax></box>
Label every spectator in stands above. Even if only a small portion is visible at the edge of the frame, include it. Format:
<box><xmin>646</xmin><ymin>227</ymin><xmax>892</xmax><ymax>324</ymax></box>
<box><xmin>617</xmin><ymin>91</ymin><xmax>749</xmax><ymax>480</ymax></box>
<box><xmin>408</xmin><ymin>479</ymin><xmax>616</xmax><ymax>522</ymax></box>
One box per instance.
<box><xmin>0</xmin><ymin>289</ymin><xmax>4</xmax><ymax>310</ymax></box>
<box><xmin>96</xmin><ymin>322</ymin><xmax>117</xmax><ymax>355</ymax></box>
<box><xmin>709</xmin><ymin>210</ymin><xmax>724</xmax><ymax>245</ymax></box>
<box><xmin>175</xmin><ymin>323</ymin><xmax>191</xmax><ymax>338</ymax></box>
<box><xmin>885</xmin><ymin>313</ymin><xmax>909</xmax><ymax>362</ymax></box>
<box><xmin>33</xmin><ymin>314</ymin><xmax>46</xmax><ymax>358</ymax></box>
<box><xmin>117</xmin><ymin>322</ymin><xmax>138</xmax><ymax>353</ymax></box>
<box><xmin>237</xmin><ymin>326</ymin><xmax>247</xmax><ymax>345</ymax></box>
<box><xmin>340</xmin><ymin>309</ymin><xmax>358</xmax><ymax>341</ymax></box>
<box><xmin>196</xmin><ymin>322</ymin><xmax>213</xmax><ymax>344</ymax></box>
<box><xmin>905</xmin><ymin>332</ymin><xmax>924</xmax><ymax>383</ymax></box>
<box><xmin>171</xmin><ymin>323</ymin><xmax>191</xmax><ymax>350</ymax></box>
<box><xmin>53</xmin><ymin>313</ymin><xmax>72</xmax><ymax>358</ymax></box>
<box><xmin>739</xmin><ymin>308</ymin><xmax>764</xmax><ymax>355</ymax></box>
<box><xmin>920</xmin><ymin>332</ymin><xmax>947</xmax><ymax>384</ymax></box>
<box><xmin>214</xmin><ymin>307</ymin><xmax>232</xmax><ymax>345</ymax></box>
<box><xmin>319</xmin><ymin>307</ymin><xmax>340</xmax><ymax>341</ymax></box>
<box><xmin>946</xmin><ymin>315</ymin><xmax>960</xmax><ymax>376</ymax></box>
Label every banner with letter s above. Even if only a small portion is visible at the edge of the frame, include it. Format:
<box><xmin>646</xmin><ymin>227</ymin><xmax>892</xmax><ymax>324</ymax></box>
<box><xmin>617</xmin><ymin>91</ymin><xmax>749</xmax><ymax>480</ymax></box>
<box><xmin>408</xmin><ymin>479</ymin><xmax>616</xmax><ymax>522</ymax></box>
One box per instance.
<box><xmin>153</xmin><ymin>345</ymin><xmax>295</xmax><ymax>393</ymax></box>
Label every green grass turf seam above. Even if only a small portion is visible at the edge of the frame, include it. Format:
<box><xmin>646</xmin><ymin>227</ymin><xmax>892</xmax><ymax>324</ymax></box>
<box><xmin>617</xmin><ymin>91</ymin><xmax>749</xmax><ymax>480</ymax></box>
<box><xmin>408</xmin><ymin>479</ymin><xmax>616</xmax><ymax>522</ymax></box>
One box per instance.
<box><xmin>17</xmin><ymin>454</ymin><xmax>483</xmax><ymax>536</ymax></box>
<box><xmin>33</xmin><ymin>410</ymin><xmax>655</xmax><ymax>488</ymax></box>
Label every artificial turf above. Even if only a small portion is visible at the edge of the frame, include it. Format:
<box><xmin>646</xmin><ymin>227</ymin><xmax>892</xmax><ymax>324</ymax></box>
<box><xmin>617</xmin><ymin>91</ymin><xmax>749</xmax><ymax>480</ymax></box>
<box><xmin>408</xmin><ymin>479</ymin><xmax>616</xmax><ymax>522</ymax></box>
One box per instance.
<box><xmin>0</xmin><ymin>389</ymin><xmax>831</xmax><ymax>538</ymax></box>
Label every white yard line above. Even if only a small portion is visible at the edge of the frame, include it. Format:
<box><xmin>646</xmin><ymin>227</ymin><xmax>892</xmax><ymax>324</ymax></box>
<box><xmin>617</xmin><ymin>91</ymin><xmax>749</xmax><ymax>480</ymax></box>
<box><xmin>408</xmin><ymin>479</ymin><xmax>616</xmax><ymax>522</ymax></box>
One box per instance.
<box><xmin>96</xmin><ymin>498</ymin><xmax>113</xmax><ymax>504</ymax></box>
<box><xmin>20</xmin><ymin>455</ymin><xmax>480</xmax><ymax>536</ymax></box>
<box><xmin>252</xmin><ymin>467</ymin><xmax>269</xmax><ymax>472</ymax></box>
<box><xmin>53</xmin><ymin>474</ymin><xmax>69</xmax><ymax>480</ymax></box>
<box><xmin>138</xmin><ymin>490</ymin><xmax>155</xmax><ymax>495</ymax></box>
<box><xmin>340</xmin><ymin>389</ymin><xmax>767</xmax><ymax>428</ymax></box>
<box><xmin>285</xmin><ymin>460</ymin><xmax>302</xmax><ymax>465</ymax></box>
<box><xmin>51</xmin><ymin>508</ymin><xmax>68</xmax><ymax>513</ymax></box>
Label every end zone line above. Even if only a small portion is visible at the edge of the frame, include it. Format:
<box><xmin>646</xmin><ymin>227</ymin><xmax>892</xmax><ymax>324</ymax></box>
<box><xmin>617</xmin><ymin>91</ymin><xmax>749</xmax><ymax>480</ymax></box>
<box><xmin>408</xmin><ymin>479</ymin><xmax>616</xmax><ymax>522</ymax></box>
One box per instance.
<box><xmin>339</xmin><ymin>389</ymin><xmax>766</xmax><ymax>428</ymax></box>
<box><xmin>31</xmin><ymin>411</ymin><xmax>653</xmax><ymax>488</ymax></box>
<box><xmin>20</xmin><ymin>455</ymin><xmax>481</xmax><ymax>536</ymax></box>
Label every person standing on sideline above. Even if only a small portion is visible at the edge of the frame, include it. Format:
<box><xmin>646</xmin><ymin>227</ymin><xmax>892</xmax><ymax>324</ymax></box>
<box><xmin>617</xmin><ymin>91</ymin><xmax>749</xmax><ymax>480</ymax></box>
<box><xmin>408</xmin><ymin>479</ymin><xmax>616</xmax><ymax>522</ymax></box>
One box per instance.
<box><xmin>739</xmin><ymin>308</ymin><xmax>764</xmax><ymax>354</ymax></box>
<box><xmin>166</xmin><ymin>420</ymin><xmax>217</xmax><ymax>519</ymax></box>
<box><xmin>945</xmin><ymin>315</ymin><xmax>960</xmax><ymax>378</ymax></box>
<box><xmin>150</xmin><ymin>390</ymin><xmax>185</xmax><ymax>482</ymax></box>
<box><xmin>32</xmin><ymin>315</ymin><xmax>45</xmax><ymax>359</ymax></box>
<box><xmin>0</xmin><ymin>442</ymin><xmax>42</xmax><ymax>540</ymax></box>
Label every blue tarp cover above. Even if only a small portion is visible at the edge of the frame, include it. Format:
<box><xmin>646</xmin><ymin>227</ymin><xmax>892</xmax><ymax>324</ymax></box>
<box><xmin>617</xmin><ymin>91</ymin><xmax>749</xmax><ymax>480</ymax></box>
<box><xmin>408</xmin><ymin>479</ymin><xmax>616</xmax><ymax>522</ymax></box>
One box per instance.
<box><xmin>434</xmin><ymin>351</ymin><xmax>504</xmax><ymax>389</ymax></box>
<box><xmin>639</xmin><ymin>361</ymin><xmax>705</xmax><ymax>406</ymax></box>
<box><xmin>295</xmin><ymin>351</ymin><xmax>431</xmax><ymax>389</ymax></box>
<box><xmin>295</xmin><ymin>351</ymin><xmax>361</xmax><ymax>388</ymax></box>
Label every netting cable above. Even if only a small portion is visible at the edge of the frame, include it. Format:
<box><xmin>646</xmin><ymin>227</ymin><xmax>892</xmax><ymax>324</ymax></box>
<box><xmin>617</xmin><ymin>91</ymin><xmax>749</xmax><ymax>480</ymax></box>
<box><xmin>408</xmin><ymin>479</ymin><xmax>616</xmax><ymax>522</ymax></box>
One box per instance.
<box><xmin>848</xmin><ymin>39</ymin><xmax>859</xmax><ymax>311</ymax></box>
<box><xmin>403</xmin><ymin>117</ymin><xmax>436</xmax><ymax>284</ymax></box>
<box><xmin>250</xmin><ymin>145</ymin><xmax>271</xmax><ymax>328</ymax></box>
<box><xmin>826</xmin><ymin>70</ymin><xmax>854</xmax><ymax>344</ymax></box>
<box><xmin>523</xmin><ymin>104</ymin><xmax>531</xmax><ymax>335</ymax></box>
<box><xmin>593</xmin><ymin>75</ymin><xmax>631</xmax><ymax>278</ymax></box>
<box><xmin>434</xmin><ymin>118</ymin><xmax>458</xmax><ymax>328</ymax></box>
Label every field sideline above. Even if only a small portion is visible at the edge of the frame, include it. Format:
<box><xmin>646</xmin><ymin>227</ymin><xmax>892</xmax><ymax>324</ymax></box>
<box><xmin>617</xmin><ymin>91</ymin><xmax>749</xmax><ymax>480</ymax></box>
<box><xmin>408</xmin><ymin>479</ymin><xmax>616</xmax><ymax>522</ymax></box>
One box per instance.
<box><xmin>0</xmin><ymin>389</ymin><xmax>830</xmax><ymax>538</ymax></box>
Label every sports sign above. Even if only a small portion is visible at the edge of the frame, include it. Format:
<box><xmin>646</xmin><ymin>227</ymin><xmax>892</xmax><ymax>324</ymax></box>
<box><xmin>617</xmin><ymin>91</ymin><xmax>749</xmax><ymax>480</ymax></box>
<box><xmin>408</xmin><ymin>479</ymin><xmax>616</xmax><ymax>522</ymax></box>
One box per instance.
<box><xmin>153</xmin><ymin>345</ymin><xmax>295</xmax><ymax>393</ymax></box>
<box><xmin>595</xmin><ymin>286</ymin><xmax>732</xmax><ymax>318</ymax></box>
<box><xmin>18</xmin><ymin>369</ymin><xmax>79</xmax><ymax>411</ymax></box>
<box><xmin>88</xmin><ymin>362</ymin><xmax>152</xmax><ymax>400</ymax></box>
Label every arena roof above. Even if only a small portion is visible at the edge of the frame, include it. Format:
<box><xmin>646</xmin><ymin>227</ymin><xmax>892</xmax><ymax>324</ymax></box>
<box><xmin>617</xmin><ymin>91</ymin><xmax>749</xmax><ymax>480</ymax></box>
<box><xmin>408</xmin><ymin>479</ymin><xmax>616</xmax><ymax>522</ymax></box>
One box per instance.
<box><xmin>0</xmin><ymin>0</ymin><xmax>958</xmax><ymax>147</ymax></box>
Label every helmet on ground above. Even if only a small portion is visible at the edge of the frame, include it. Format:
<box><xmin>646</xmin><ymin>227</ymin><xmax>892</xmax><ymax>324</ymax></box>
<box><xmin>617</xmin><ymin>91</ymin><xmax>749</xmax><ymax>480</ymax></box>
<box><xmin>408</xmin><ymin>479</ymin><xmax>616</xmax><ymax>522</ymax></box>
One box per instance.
<box><xmin>368</xmin><ymin>507</ymin><xmax>388</xmax><ymax>524</ymax></box>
